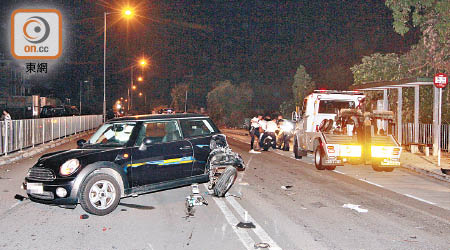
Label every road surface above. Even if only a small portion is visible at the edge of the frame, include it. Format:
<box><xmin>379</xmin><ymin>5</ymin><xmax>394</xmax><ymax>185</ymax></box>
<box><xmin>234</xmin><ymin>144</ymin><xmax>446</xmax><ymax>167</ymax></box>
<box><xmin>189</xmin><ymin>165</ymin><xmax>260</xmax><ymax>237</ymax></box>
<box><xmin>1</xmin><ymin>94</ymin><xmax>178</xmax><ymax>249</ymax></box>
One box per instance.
<box><xmin>0</xmin><ymin>136</ymin><xmax>449</xmax><ymax>249</ymax></box>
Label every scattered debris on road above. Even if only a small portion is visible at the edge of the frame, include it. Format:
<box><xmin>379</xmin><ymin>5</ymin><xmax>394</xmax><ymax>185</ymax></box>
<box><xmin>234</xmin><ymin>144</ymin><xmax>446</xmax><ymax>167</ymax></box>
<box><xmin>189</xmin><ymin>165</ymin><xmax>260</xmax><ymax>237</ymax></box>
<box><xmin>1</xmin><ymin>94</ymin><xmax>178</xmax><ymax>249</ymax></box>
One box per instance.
<box><xmin>343</xmin><ymin>204</ymin><xmax>368</xmax><ymax>213</ymax></box>
<box><xmin>254</xmin><ymin>242</ymin><xmax>270</xmax><ymax>249</ymax></box>
<box><xmin>14</xmin><ymin>194</ymin><xmax>27</xmax><ymax>201</ymax></box>
<box><xmin>80</xmin><ymin>214</ymin><xmax>89</xmax><ymax>219</ymax></box>
<box><xmin>185</xmin><ymin>184</ymin><xmax>208</xmax><ymax>217</ymax></box>
<box><xmin>441</xmin><ymin>168</ymin><xmax>450</xmax><ymax>175</ymax></box>
<box><xmin>236</xmin><ymin>210</ymin><xmax>256</xmax><ymax>228</ymax></box>
<box><xmin>281</xmin><ymin>185</ymin><xmax>293</xmax><ymax>190</ymax></box>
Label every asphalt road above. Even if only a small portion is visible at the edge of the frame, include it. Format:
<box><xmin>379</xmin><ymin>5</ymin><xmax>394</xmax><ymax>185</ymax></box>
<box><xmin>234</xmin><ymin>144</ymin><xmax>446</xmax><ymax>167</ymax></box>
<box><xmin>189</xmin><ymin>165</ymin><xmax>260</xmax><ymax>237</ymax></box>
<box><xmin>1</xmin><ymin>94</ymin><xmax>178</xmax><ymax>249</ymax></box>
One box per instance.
<box><xmin>0</xmin><ymin>136</ymin><xmax>449</xmax><ymax>250</ymax></box>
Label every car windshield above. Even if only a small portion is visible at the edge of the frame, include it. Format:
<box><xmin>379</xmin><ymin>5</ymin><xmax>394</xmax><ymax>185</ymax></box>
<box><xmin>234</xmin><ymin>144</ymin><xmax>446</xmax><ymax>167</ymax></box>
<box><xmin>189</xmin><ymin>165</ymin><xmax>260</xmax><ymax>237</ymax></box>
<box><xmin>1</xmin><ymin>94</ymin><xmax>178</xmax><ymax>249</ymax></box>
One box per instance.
<box><xmin>318</xmin><ymin>100</ymin><xmax>355</xmax><ymax>114</ymax></box>
<box><xmin>87</xmin><ymin>122</ymin><xmax>136</xmax><ymax>147</ymax></box>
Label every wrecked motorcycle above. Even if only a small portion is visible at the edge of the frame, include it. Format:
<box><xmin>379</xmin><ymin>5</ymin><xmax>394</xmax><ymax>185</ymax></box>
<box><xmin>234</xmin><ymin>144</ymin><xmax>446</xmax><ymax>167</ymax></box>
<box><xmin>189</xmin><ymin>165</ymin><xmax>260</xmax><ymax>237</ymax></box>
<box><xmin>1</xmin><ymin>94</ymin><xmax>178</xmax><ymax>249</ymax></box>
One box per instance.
<box><xmin>207</xmin><ymin>134</ymin><xmax>245</xmax><ymax>197</ymax></box>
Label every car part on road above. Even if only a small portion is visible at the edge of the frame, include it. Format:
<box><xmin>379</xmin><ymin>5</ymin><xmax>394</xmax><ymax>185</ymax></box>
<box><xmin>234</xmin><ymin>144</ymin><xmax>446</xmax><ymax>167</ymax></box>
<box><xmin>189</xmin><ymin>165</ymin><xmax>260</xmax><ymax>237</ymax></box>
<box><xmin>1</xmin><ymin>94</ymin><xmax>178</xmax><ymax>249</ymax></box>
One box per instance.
<box><xmin>14</xmin><ymin>194</ymin><xmax>27</xmax><ymax>201</ymax></box>
<box><xmin>254</xmin><ymin>242</ymin><xmax>270</xmax><ymax>249</ymax></box>
<box><xmin>281</xmin><ymin>185</ymin><xmax>293</xmax><ymax>190</ymax></box>
<box><xmin>213</xmin><ymin>166</ymin><xmax>237</xmax><ymax>197</ymax></box>
<box><xmin>79</xmin><ymin>173</ymin><xmax>121</xmax><ymax>216</ymax></box>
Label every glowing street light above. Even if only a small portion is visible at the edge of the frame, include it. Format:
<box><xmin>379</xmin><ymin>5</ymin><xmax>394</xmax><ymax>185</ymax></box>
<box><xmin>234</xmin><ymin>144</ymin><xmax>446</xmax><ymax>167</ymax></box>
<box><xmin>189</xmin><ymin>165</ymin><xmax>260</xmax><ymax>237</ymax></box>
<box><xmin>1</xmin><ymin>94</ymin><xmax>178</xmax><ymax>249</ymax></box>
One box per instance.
<box><xmin>137</xmin><ymin>76</ymin><xmax>143</xmax><ymax>82</ymax></box>
<box><xmin>132</xmin><ymin>85</ymin><xmax>137</xmax><ymax>90</ymax></box>
<box><xmin>123</xmin><ymin>9</ymin><xmax>133</xmax><ymax>18</ymax></box>
<box><xmin>139</xmin><ymin>92</ymin><xmax>143</xmax><ymax>96</ymax></box>
<box><xmin>139</xmin><ymin>59</ymin><xmax>147</xmax><ymax>67</ymax></box>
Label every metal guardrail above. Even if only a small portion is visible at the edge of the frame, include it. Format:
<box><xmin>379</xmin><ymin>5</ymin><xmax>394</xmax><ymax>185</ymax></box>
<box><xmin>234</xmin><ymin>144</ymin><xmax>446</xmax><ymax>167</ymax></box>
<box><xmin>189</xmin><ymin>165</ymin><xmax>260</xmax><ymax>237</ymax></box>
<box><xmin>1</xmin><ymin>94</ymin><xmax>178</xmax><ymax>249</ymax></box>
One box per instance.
<box><xmin>0</xmin><ymin>115</ymin><xmax>103</xmax><ymax>156</ymax></box>
<box><xmin>401</xmin><ymin>123</ymin><xmax>450</xmax><ymax>151</ymax></box>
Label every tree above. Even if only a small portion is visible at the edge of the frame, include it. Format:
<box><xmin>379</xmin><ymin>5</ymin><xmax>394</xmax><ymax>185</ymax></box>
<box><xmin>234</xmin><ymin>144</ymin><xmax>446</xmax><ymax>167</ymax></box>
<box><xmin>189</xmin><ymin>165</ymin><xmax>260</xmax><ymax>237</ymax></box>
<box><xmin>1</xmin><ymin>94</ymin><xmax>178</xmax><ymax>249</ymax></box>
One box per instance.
<box><xmin>206</xmin><ymin>80</ymin><xmax>253</xmax><ymax>127</ymax></box>
<box><xmin>292</xmin><ymin>65</ymin><xmax>315</xmax><ymax>106</ymax></box>
<box><xmin>386</xmin><ymin>0</ymin><xmax>449</xmax><ymax>73</ymax></box>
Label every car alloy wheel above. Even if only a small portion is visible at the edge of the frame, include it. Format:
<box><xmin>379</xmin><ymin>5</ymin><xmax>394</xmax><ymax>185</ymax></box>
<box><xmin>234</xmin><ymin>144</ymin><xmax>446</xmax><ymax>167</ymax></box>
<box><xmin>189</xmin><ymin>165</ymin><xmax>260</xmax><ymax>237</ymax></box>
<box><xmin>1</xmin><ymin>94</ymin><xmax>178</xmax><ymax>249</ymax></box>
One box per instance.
<box><xmin>88</xmin><ymin>180</ymin><xmax>117</xmax><ymax>210</ymax></box>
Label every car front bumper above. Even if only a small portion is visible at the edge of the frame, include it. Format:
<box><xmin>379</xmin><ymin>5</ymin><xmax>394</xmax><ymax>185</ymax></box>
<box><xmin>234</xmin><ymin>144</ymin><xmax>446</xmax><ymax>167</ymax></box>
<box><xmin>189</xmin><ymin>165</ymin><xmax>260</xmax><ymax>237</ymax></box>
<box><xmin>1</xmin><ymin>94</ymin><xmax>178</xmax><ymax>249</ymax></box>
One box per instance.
<box><xmin>23</xmin><ymin>178</ymin><xmax>78</xmax><ymax>206</ymax></box>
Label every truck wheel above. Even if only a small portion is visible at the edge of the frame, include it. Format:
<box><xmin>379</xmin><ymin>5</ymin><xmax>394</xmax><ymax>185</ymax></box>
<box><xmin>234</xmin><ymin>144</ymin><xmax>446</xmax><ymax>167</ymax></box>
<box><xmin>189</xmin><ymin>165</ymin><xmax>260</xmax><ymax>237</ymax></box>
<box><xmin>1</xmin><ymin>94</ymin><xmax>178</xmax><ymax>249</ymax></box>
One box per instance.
<box><xmin>294</xmin><ymin>139</ymin><xmax>302</xmax><ymax>159</ymax></box>
<box><xmin>314</xmin><ymin>146</ymin><xmax>326</xmax><ymax>170</ymax></box>
<box><xmin>371</xmin><ymin>164</ymin><xmax>383</xmax><ymax>172</ymax></box>
<box><xmin>79</xmin><ymin>173</ymin><xmax>121</xmax><ymax>216</ymax></box>
<box><xmin>214</xmin><ymin>166</ymin><xmax>237</xmax><ymax>197</ymax></box>
<box><xmin>326</xmin><ymin>166</ymin><xmax>336</xmax><ymax>171</ymax></box>
<box><xmin>383</xmin><ymin>167</ymin><xmax>394</xmax><ymax>172</ymax></box>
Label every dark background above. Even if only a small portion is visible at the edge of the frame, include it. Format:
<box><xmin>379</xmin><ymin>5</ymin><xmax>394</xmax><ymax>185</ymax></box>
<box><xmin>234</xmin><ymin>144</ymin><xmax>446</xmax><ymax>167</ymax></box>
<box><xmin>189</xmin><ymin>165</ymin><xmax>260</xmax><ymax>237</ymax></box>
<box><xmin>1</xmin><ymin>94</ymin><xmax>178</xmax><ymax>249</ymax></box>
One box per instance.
<box><xmin>0</xmin><ymin>0</ymin><xmax>419</xmax><ymax>113</ymax></box>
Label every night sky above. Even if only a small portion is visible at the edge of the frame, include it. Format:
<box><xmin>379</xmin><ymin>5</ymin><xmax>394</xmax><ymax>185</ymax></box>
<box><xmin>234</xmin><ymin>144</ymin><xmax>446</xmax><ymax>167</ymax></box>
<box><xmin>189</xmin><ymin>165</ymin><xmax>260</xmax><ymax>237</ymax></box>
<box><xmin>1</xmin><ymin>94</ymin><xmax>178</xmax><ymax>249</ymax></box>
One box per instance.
<box><xmin>1</xmin><ymin>0</ymin><xmax>419</xmax><ymax>110</ymax></box>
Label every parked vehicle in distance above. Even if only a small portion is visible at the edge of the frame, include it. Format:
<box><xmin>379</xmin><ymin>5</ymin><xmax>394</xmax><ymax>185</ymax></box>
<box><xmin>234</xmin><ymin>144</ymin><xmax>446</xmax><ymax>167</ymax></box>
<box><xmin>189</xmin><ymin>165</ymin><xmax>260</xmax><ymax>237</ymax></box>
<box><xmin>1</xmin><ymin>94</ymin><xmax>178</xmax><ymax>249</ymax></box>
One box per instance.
<box><xmin>40</xmin><ymin>105</ymin><xmax>79</xmax><ymax>118</ymax></box>
<box><xmin>158</xmin><ymin>108</ymin><xmax>175</xmax><ymax>114</ymax></box>
<box><xmin>23</xmin><ymin>114</ymin><xmax>244</xmax><ymax>215</ymax></box>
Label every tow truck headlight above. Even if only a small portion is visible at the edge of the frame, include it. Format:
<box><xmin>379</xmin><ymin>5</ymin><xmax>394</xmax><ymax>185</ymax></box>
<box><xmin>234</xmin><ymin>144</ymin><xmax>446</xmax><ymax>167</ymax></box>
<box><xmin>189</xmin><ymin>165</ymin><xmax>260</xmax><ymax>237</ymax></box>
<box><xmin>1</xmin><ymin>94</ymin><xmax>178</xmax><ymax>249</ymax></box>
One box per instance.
<box><xmin>340</xmin><ymin>145</ymin><xmax>361</xmax><ymax>157</ymax></box>
<box><xmin>371</xmin><ymin>146</ymin><xmax>394</xmax><ymax>158</ymax></box>
<box><xmin>59</xmin><ymin>159</ymin><xmax>80</xmax><ymax>176</ymax></box>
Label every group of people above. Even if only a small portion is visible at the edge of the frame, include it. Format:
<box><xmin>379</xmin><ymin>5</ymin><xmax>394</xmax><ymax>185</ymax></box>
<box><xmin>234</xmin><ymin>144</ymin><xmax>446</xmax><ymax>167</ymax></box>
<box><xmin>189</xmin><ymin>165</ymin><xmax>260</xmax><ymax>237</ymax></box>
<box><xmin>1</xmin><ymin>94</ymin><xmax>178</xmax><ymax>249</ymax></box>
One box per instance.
<box><xmin>248</xmin><ymin>114</ymin><xmax>290</xmax><ymax>154</ymax></box>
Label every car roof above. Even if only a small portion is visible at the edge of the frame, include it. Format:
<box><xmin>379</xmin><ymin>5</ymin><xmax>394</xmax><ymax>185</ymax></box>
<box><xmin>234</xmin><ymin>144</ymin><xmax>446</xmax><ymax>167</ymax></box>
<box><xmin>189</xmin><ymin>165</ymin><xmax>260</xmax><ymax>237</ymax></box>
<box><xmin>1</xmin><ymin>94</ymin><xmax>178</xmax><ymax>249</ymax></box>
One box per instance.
<box><xmin>108</xmin><ymin>113</ymin><xmax>209</xmax><ymax>122</ymax></box>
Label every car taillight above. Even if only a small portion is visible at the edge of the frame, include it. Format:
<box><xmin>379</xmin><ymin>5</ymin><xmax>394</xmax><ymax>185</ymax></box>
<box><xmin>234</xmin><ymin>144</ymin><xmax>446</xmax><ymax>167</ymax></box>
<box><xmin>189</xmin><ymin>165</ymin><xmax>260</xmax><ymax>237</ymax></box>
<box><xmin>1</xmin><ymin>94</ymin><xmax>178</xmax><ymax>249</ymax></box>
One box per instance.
<box><xmin>316</xmin><ymin>125</ymin><xmax>319</xmax><ymax>132</ymax></box>
<box><xmin>393</xmin><ymin>148</ymin><xmax>400</xmax><ymax>155</ymax></box>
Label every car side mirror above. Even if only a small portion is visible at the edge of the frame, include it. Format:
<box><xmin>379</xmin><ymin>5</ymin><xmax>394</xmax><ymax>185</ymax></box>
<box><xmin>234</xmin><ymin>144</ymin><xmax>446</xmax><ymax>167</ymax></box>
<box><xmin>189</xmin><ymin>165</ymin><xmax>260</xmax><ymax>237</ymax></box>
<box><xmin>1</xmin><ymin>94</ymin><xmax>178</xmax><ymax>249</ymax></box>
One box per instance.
<box><xmin>139</xmin><ymin>137</ymin><xmax>153</xmax><ymax>151</ymax></box>
<box><xmin>77</xmin><ymin>139</ymin><xmax>86</xmax><ymax>148</ymax></box>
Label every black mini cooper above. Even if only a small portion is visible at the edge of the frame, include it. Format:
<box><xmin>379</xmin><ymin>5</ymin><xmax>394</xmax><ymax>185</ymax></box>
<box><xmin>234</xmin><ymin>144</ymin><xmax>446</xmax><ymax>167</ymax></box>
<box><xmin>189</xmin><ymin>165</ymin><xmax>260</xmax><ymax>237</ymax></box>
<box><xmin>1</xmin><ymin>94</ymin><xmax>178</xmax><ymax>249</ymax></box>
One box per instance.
<box><xmin>24</xmin><ymin>114</ymin><xmax>244</xmax><ymax>215</ymax></box>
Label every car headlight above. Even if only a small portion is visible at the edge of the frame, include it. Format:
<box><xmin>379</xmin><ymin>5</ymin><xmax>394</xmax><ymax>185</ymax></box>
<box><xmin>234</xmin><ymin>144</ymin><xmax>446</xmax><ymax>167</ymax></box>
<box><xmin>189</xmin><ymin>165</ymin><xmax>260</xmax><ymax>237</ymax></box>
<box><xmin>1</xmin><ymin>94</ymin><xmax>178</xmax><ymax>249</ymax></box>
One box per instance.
<box><xmin>59</xmin><ymin>159</ymin><xmax>80</xmax><ymax>176</ymax></box>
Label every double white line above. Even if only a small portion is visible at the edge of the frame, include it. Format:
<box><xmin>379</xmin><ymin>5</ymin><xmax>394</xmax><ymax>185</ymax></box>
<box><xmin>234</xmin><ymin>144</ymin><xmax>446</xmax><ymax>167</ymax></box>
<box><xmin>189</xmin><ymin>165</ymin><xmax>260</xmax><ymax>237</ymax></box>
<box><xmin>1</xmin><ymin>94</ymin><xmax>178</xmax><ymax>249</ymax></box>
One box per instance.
<box><xmin>206</xmin><ymin>184</ymin><xmax>282</xmax><ymax>250</ymax></box>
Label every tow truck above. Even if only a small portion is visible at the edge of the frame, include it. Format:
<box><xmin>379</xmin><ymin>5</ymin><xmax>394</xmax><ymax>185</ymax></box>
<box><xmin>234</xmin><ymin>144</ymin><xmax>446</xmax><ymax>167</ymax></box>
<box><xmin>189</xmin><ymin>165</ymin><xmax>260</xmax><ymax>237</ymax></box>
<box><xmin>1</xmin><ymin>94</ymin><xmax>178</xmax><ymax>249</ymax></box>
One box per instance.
<box><xmin>292</xmin><ymin>90</ymin><xmax>402</xmax><ymax>172</ymax></box>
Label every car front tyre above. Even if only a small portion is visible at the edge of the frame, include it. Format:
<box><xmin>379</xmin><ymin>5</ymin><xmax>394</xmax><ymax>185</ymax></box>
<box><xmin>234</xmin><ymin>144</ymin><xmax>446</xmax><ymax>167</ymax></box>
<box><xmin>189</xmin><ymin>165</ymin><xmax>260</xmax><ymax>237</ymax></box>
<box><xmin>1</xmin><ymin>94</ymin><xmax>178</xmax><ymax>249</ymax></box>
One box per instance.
<box><xmin>79</xmin><ymin>173</ymin><xmax>121</xmax><ymax>216</ymax></box>
<box><xmin>214</xmin><ymin>166</ymin><xmax>237</xmax><ymax>197</ymax></box>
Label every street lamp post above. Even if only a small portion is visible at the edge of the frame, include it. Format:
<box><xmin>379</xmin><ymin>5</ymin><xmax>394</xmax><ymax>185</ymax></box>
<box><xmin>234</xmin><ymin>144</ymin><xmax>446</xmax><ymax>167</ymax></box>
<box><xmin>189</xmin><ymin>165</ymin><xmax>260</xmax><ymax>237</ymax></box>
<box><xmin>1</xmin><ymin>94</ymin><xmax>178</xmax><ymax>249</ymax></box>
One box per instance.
<box><xmin>103</xmin><ymin>8</ymin><xmax>133</xmax><ymax>122</ymax></box>
<box><xmin>103</xmin><ymin>12</ymin><xmax>107</xmax><ymax>122</ymax></box>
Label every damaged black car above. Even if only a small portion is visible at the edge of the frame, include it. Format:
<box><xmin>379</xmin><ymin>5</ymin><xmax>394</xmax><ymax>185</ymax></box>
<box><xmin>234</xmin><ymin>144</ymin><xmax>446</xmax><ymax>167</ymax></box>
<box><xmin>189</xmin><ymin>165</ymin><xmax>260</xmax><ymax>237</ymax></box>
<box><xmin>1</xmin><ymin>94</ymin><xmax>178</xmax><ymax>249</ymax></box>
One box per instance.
<box><xmin>23</xmin><ymin>114</ymin><xmax>244</xmax><ymax>215</ymax></box>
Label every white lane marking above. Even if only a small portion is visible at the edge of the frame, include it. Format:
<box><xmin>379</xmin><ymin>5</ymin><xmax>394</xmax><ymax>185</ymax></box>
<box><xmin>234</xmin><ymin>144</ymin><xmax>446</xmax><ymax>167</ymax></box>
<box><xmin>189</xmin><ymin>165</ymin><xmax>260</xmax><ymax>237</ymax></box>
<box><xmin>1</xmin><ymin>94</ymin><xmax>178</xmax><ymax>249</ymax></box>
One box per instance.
<box><xmin>332</xmin><ymin>170</ymin><xmax>346</xmax><ymax>175</ymax></box>
<box><xmin>359</xmin><ymin>179</ymin><xmax>384</xmax><ymax>188</ymax></box>
<box><xmin>9</xmin><ymin>201</ymin><xmax>22</xmax><ymax>210</ymax></box>
<box><xmin>147</xmin><ymin>243</ymin><xmax>155</xmax><ymax>250</ymax></box>
<box><xmin>210</xmin><ymin>195</ymin><xmax>255</xmax><ymax>250</ymax></box>
<box><xmin>343</xmin><ymin>204</ymin><xmax>368</xmax><ymax>213</ymax></box>
<box><xmin>404</xmin><ymin>194</ymin><xmax>437</xmax><ymax>205</ymax></box>
<box><xmin>226</xmin><ymin>196</ymin><xmax>282</xmax><ymax>250</ymax></box>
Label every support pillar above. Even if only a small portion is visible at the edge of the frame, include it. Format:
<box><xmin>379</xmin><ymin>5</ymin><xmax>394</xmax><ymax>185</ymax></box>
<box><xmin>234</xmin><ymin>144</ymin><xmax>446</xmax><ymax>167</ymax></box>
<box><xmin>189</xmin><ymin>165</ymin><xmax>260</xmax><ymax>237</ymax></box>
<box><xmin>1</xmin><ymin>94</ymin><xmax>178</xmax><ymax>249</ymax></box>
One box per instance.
<box><xmin>433</xmin><ymin>87</ymin><xmax>439</xmax><ymax>156</ymax></box>
<box><xmin>397</xmin><ymin>88</ymin><xmax>402</xmax><ymax>145</ymax></box>
<box><xmin>411</xmin><ymin>86</ymin><xmax>420</xmax><ymax>153</ymax></box>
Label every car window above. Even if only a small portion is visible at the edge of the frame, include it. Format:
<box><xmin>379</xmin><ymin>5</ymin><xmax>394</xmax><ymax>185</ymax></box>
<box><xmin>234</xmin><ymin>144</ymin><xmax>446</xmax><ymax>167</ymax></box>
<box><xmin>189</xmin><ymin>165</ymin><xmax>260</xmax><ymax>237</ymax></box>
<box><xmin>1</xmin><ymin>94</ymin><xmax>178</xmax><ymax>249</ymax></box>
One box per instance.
<box><xmin>135</xmin><ymin>120</ymin><xmax>182</xmax><ymax>145</ymax></box>
<box><xmin>318</xmin><ymin>100</ymin><xmax>355</xmax><ymax>114</ymax></box>
<box><xmin>180</xmin><ymin>119</ymin><xmax>217</xmax><ymax>138</ymax></box>
<box><xmin>88</xmin><ymin>122</ymin><xmax>136</xmax><ymax>146</ymax></box>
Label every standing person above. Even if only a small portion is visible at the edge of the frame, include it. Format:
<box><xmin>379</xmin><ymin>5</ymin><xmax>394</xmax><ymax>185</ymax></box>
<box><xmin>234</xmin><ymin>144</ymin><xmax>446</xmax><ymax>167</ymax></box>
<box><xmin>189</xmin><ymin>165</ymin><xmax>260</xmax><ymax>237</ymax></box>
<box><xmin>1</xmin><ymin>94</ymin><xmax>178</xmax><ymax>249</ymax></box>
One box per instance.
<box><xmin>249</xmin><ymin>115</ymin><xmax>262</xmax><ymax>153</ymax></box>
<box><xmin>1</xmin><ymin>109</ymin><xmax>12</xmax><ymax>152</ymax></box>
<box><xmin>1</xmin><ymin>110</ymin><xmax>11</xmax><ymax>122</ymax></box>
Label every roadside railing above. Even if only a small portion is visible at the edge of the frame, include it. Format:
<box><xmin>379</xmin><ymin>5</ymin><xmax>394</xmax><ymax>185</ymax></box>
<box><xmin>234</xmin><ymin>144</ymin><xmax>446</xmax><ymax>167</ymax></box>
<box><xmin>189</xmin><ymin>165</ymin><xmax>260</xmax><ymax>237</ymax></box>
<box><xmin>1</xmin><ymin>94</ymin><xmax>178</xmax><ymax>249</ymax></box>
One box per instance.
<box><xmin>0</xmin><ymin>115</ymin><xmax>103</xmax><ymax>156</ymax></box>
<box><xmin>401</xmin><ymin>123</ymin><xmax>450</xmax><ymax>151</ymax></box>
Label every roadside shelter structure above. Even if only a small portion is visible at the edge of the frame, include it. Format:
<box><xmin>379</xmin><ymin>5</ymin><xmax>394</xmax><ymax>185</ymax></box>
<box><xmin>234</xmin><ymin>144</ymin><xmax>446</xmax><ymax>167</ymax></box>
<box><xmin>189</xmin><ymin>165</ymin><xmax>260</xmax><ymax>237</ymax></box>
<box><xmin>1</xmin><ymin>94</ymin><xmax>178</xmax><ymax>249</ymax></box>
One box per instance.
<box><xmin>350</xmin><ymin>77</ymin><xmax>444</xmax><ymax>161</ymax></box>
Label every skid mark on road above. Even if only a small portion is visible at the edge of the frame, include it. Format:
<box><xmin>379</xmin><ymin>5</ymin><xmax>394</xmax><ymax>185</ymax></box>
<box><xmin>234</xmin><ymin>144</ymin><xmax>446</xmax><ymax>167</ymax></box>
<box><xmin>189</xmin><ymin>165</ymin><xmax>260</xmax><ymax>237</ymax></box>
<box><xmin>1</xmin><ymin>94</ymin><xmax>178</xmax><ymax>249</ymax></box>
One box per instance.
<box><xmin>404</xmin><ymin>194</ymin><xmax>437</xmax><ymax>205</ymax></box>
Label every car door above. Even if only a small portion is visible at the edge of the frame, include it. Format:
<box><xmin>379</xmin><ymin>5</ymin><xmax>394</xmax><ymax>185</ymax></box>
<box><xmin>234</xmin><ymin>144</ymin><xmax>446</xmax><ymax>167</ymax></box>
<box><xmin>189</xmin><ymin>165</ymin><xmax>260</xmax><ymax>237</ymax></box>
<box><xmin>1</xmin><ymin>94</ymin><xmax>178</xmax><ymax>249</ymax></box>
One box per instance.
<box><xmin>179</xmin><ymin>118</ymin><xmax>219</xmax><ymax>176</ymax></box>
<box><xmin>130</xmin><ymin>120</ymin><xmax>193</xmax><ymax>187</ymax></box>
